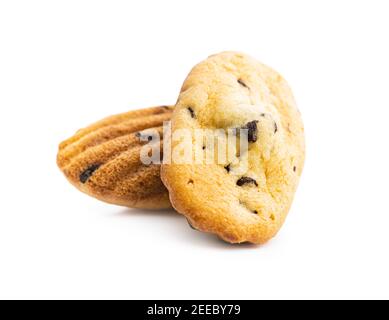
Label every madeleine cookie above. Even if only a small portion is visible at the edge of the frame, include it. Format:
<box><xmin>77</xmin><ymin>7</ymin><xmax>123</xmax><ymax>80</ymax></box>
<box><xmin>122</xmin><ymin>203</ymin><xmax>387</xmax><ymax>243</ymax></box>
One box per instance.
<box><xmin>161</xmin><ymin>52</ymin><xmax>305</xmax><ymax>244</ymax></box>
<box><xmin>57</xmin><ymin>105</ymin><xmax>173</xmax><ymax>209</ymax></box>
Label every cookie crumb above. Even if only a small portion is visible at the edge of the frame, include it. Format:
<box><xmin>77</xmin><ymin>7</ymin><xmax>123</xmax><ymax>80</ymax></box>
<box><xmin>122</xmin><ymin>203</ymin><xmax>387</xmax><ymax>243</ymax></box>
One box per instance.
<box><xmin>80</xmin><ymin>164</ymin><xmax>101</xmax><ymax>184</ymax></box>
<box><xmin>187</xmin><ymin>107</ymin><xmax>196</xmax><ymax>118</ymax></box>
<box><xmin>236</xmin><ymin>176</ymin><xmax>258</xmax><ymax>187</ymax></box>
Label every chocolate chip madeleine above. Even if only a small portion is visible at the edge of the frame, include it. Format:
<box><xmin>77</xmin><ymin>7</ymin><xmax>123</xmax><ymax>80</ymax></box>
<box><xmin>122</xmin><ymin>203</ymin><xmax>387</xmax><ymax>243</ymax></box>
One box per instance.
<box><xmin>57</xmin><ymin>105</ymin><xmax>173</xmax><ymax>209</ymax></box>
<box><xmin>161</xmin><ymin>52</ymin><xmax>305</xmax><ymax>244</ymax></box>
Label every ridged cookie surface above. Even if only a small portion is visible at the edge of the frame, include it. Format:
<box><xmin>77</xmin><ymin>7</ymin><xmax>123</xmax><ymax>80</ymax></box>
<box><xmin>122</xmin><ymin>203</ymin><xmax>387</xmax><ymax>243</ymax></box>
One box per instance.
<box><xmin>161</xmin><ymin>52</ymin><xmax>305</xmax><ymax>244</ymax></box>
<box><xmin>58</xmin><ymin>105</ymin><xmax>173</xmax><ymax>209</ymax></box>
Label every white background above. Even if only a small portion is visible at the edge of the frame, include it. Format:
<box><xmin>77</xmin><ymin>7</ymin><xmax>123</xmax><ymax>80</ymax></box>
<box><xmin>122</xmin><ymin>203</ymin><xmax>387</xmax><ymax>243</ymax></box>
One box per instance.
<box><xmin>0</xmin><ymin>0</ymin><xmax>388</xmax><ymax>300</ymax></box>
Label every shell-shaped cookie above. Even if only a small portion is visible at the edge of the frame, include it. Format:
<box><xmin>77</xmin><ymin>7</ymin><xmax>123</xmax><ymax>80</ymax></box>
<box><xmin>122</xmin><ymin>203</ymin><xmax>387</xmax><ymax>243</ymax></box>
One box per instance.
<box><xmin>57</xmin><ymin>105</ymin><xmax>173</xmax><ymax>209</ymax></box>
<box><xmin>161</xmin><ymin>52</ymin><xmax>305</xmax><ymax>244</ymax></box>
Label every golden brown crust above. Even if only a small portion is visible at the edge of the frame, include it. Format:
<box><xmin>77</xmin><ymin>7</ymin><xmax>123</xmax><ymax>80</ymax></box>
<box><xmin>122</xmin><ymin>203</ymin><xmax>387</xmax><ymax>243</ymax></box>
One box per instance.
<box><xmin>161</xmin><ymin>52</ymin><xmax>305</xmax><ymax>244</ymax></box>
<box><xmin>57</xmin><ymin>105</ymin><xmax>173</xmax><ymax>209</ymax></box>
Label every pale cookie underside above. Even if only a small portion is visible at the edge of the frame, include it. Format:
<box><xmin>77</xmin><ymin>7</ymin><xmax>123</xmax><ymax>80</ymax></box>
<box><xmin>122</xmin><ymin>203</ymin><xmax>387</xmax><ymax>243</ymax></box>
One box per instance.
<box><xmin>161</xmin><ymin>52</ymin><xmax>305</xmax><ymax>243</ymax></box>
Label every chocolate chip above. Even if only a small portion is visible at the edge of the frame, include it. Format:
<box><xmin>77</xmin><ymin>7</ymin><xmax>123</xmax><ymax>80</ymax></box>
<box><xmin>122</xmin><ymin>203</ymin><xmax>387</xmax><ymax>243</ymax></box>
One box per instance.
<box><xmin>202</xmin><ymin>145</ymin><xmax>206</xmax><ymax>150</ymax></box>
<box><xmin>274</xmin><ymin>121</ymin><xmax>278</xmax><ymax>134</ymax></box>
<box><xmin>243</xmin><ymin>120</ymin><xmax>259</xmax><ymax>142</ymax></box>
<box><xmin>80</xmin><ymin>164</ymin><xmax>101</xmax><ymax>184</ymax></box>
<box><xmin>136</xmin><ymin>132</ymin><xmax>154</xmax><ymax>141</ymax></box>
<box><xmin>293</xmin><ymin>166</ymin><xmax>297</xmax><ymax>172</ymax></box>
<box><xmin>261</xmin><ymin>113</ymin><xmax>265</xmax><ymax>117</ymax></box>
<box><xmin>187</xmin><ymin>107</ymin><xmax>196</xmax><ymax>118</ymax></box>
<box><xmin>224</xmin><ymin>164</ymin><xmax>231</xmax><ymax>173</ymax></box>
<box><xmin>236</xmin><ymin>176</ymin><xmax>258</xmax><ymax>187</ymax></box>
<box><xmin>253</xmin><ymin>210</ymin><xmax>258</xmax><ymax>214</ymax></box>
<box><xmin>237</xmin><ymin>79</ymin><xmax>249</xmax><ymax>89</ymax></box>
